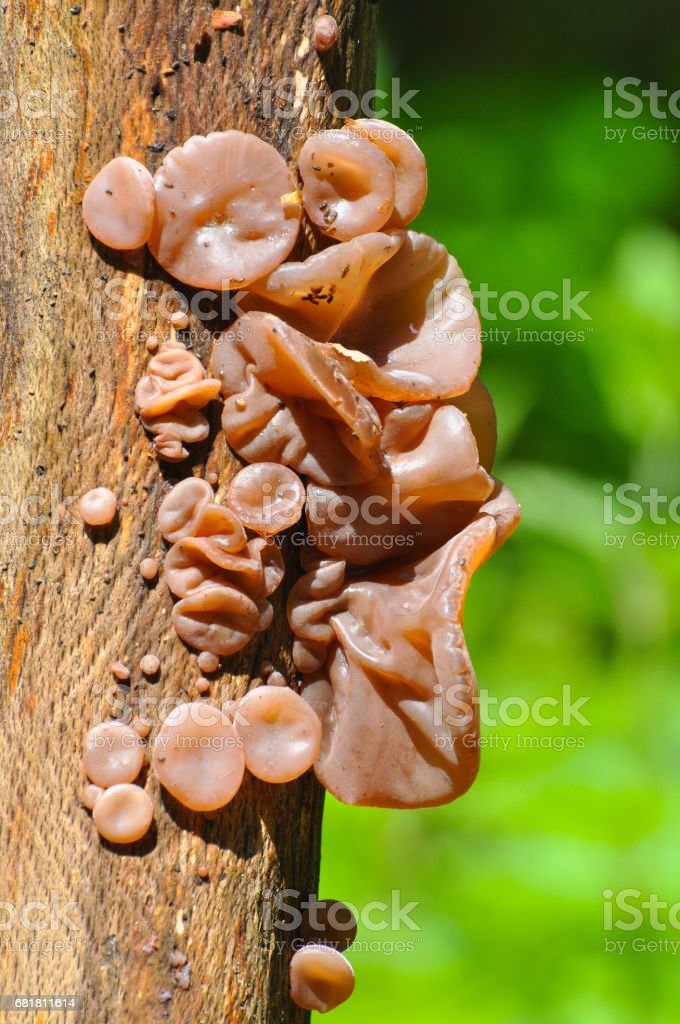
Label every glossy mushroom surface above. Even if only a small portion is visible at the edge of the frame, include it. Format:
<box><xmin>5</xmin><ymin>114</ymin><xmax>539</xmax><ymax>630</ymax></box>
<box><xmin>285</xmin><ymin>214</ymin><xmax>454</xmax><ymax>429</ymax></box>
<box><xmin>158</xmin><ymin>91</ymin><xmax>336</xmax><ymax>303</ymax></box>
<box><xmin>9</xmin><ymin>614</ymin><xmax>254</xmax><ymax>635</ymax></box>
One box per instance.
<box><xmin>157</xmin><ymin>477</ymin><xmax>247</xmax><ymax>547</ymax></box>
<box><xmin>210</xmin><ymin>312</ymin><xmax>383</xmax><ymax>486</ymax></box>
<box><xmin>82</xmin><ymin>722</ymin><xmax>144</xmax><ymax>788</ymax></box>
<box><xmin>289</xmin><ymin>944</ymin><xmax>355</xmax><ymax>1013</ymax></box>
<box><xmin>152</xmin><ymin>702</ymin><xmax>245</xmax><ymax>811</ymax></box>
<box><xmin>344</xmin><ymin>118</ymin><xmax>427</xmax><ymax>227</ymax></box>
<box><xmin>79</xmin><ymin>487</ymin><xmax>117</xmax><ymax>526</ymax></box>
<box><xmin>300</xmin><ymin>900</ymin><xmax>357</xmax><ymax>952</ymax></box>
<box><xmin>227</xmin><ymin>463</ymin><xmax>306</xmax><ymax>535</ymax></box>
<box><xmin>298</xmin><ymin>130</ymin><xmax>395</xmax><ymax>241</ymax></box>
<box><xmin>148</xmin><ymin>131</ymin><xmax>301</xmax><ymax>289</ymax></box>
<box><xmin>92</xmin><ymin>783</ymin><xmax>154</xmax><ymax>844</ymax></box>
<box><xmin>235</xmin><ymin>686</ymin><xmax>322</xmax><ymax>783</ymax></box>
<box><xmin>313</xmin><ymin>15</ymin><xmax>338</xmax><ymax>52</ymax></box>
<box><xmin>82</xmin><ymin>156</ymin><xmax>155</xmax><ymax>250</ymax></box>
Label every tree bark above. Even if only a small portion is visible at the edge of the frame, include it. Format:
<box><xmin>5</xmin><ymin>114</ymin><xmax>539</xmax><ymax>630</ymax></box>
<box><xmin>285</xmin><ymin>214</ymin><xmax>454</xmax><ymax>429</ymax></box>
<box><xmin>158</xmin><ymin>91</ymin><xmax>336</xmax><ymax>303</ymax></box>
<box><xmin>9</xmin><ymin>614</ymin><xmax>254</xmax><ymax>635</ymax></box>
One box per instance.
<box><xmin>0</xmin><ymin>1</ymin><xmax>377</xmax><ymax>1021</ymax></box>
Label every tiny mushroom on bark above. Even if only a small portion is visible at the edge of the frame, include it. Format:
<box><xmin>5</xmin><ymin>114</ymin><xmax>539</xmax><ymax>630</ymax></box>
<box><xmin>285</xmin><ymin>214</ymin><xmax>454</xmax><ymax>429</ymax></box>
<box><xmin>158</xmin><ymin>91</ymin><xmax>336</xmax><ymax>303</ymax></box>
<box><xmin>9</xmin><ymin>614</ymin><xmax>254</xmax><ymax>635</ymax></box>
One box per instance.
<box><xmin>82</xmin><ymin>156</ymin><xmax>155</xmax><ymax>250</ymax></box>
<box><xmin>92</xmin><ymin>784</ymin><xmax>154</xmax><ymax>844</ymax></box>
<box><xmin>234</xmin><ymin>685</ymin><xmax>322</xmax><ymax>783</ymax></box>
<box><xmin>289</xmin><ymin>944</ymin><xmax>355</xmax><ymax>1013</ymax></box>
<box><xmin>82</xmin><ymin>722</ymin><xmax>144</xmax><ymax>788</ymax></box>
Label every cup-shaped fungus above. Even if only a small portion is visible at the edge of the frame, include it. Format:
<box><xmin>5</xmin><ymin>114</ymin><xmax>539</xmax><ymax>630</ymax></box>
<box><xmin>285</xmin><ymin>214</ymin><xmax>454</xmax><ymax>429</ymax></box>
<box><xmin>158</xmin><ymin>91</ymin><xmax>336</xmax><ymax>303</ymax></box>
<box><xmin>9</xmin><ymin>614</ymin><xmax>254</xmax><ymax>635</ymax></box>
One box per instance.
<box><xmin>244</xmin><ymin>231</ymin><xmax>402</xmax><ymax>342</ymax></box>
<box><xmin>306</xmin><ymin>383</ymin><xmax>496</xmax><ymax>564</ymax></box>
<box><xmin>289</xmin><ymin>944</ymin><xmax>355</xmax><ymax>1013</ymax></box>
<box><xmin>319</xmin><ymin>230</ymin><xmax>481</xmax><ymax>401</ymax></box>
<box><xmin>148</xmin><ymin>131</ymin><xmax>301</xmax><ymax>289</ymax></box>
<box><xmin>82</xmin><ymin>722</ymin><xmax>144</xmax><ymax>788</ymax></box>
<box><xmin>298</xmin><ymin>130</ymin><xmax>396</xmax><ymax>240</ymax></box>
<box><xmin>79</xmin><ymin>487</ymin><xmax>117</xmax><ymax>526</ymax></box>
<box><xmin>152</xmin><ymin>702</ymin><xmax>245</xmax><ymax>811</ymax></box>
<box><xmin>82</xmin><ymin>156</ymin><xmax>155</xmax><ymax>250</ymax></box>
<box><xmin>344</xmin><ymin>119</ymin><xmax>427</xmax><ymax>227</ymax></box>
<box><xmin>210</xmin><ymin>312</ymin><xmax>383</xmax><ymax>486</ymax></box>
<box><xmin>134</xmin><ymin>339</ymin><xmax>221</xmax><ymax>462</ymax></box>
<box><xmin>157</xmin><ymin>477</ymin><xmax>246</xmax><ymax>547</ymax></box>
<box><xmin>92</xmin><ymin>783</ymin><xmax>154</xmax><ymax>844</ymax></box>
<box><xmin>313</xmin><ymin>14</ymin><xmax>338</xmax><ymax>52</ymax></box>
<box><xmin>300</xmin><ymin>900</ymin><xmax>357</xmax><ymax>952</ymax></box>
<box><xmin>288</xmin><ymin>485</ymin><xmax>521</xmax><ymax>808</ymax></box>
<box><xmin>234</xmin><ymin>686</ymin><xmax>322</xmax><ymax>783</ymax></box>
<box><xmin>227</xmin><ymin>463</ymin><xmax>306</xmax><ymax>535</ymax></box>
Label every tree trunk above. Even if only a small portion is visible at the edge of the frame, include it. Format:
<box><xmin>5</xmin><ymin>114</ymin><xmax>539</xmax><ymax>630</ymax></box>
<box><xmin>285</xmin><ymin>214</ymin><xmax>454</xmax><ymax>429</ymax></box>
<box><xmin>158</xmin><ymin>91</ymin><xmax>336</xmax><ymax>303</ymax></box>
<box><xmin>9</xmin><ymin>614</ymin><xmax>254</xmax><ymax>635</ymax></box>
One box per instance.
<box><xmin>0</xmin><ymin>2</ymin><xmax>377</xmax><ymax>1021</ymax></box>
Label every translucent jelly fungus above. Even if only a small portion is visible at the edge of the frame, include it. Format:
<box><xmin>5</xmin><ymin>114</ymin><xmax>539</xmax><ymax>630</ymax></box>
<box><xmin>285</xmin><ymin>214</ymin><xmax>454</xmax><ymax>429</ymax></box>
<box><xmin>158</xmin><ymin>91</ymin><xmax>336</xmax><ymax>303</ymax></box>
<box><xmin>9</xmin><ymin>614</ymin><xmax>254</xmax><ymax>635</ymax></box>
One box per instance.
<box><xmin>111</xmin><ymin>661</ymin><xmax>130</xmax><ymax>680</ymax></box>
<box><xmin>82</xmin><ymin>722</ymin><xmax>144</xmax><ymax>788</ymax></box>
<box><xmin>82</xmin><ymin>156</ymin><xmax>155</xmax><ymax>250</ymax></box>
<box><xmin>344</xmin><ymin>119</ymin><xmax>427</xmax><ymax>227</ymax></box>
<box><xmin>226</xmin><ymin>463</ymin><xmax>306</xmax><ymax>535</ymax></box>
<box><xmin>140</xmin><ymin>654</ymin><xmax>160</xmax><ymax>675</ymax></box>
<box><xmin>289</xmin><ymin>944</ymin><xmax>355</xmax><ymax>1013</ymax></box>
<box><xmin>152</xmin><ymin>702</ymin><xmax>245</xmax><ymax>811</ymax></box>
<box><xmin>300</xmin><ymin>900</ymin><xmax>357</xmax><ymax>952</ymax></box>
<box><xmin>298</xmin><ymin>130</ymin><xmax>396</xmax><ymax>240</ymax></box>
<box><xmin>313</xmin><ymin>15</ymin><xmax>338</xmax><ymax>52</ymax></box>
<box><xmin>235</xmin><ymin>686</ymin><xmax>322</xmax><ymax>783</ymax></box>
<box><xmin>92</xmin><ymin>783</ymin><xmax>154</xmax><ymax>843</ymax></box>
<box><xmin>81</xmin><ymin>784</ymin><xmax>104</xmax><ymax>810</ymax></box>
<box><xmin>198</xmin><ymin>651</ymin><xmax>220</xmax><ymax>673</ymax></box>
<box><xmin>157</xmin><ymin>477</ymin><xmax>246</xmax><ymax>547</ymax></box>
<box><xmin>134</xmin><ymin>339</ymin><xmax>221</xmax><ymax>462</ymax></box>
<box><xmin>79</xmin><ymin>487</ymin><xmax>117</xmax><ymax>526</ymax></box>
<box><xmin>140</xmin><ymin>557</ymin><xmax>159</xmax><ymax>580</ymax></box>
<box><xmin>148</xmin><ymin>131</ymin><xmax>301</xmax><ymax>290</ymax></box>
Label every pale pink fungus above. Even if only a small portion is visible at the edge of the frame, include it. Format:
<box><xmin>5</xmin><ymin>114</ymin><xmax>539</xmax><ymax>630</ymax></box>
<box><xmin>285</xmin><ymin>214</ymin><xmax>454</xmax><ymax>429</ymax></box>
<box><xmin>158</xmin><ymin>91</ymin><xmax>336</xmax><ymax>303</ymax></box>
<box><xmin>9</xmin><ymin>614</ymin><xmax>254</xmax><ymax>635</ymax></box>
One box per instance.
<box><xmin>82</xmin><ymin>721</ymin><xmax>144</xmax><ymax>788</ymax></box>
<box><xmin>81</xmin><ymin>783</ymin><xmax>104</xmax><ymax>811</ymax></box>
<box><xmin>140</xmin><ymin>654</ymin><xmax>161</xmax><ymax>675</ymax></box>
<box><xmin>82</xmin><ymin>156</ymin><xmax>155</xmax><ymax>250</ymax></box>
<box><xmin>345</xmin><ymin>118</ymin><xmax>427</xmax><ymax>227</ymax></box>
<box><xmin>111</xmin><ymin>661</ymin><xmax>130</xmax><ymax>681</ymax></box>
<box><xmin>92</xmin><ymin>783</ymin><xmax>154</xmax><ymax>844</ymax></box>
<box><xmin>289</xmin><ymin>944</ymin><xmax>355</xmax><ymax>1013</ymax></box>
<box><xmin>170</xmin><ymin>309</ymin><xmax>190</xmax><ymax>330</ymax></box>
<box><xmin>313</xmin><ymin>15</ymin><xmax>338</xmax><ymax>52</ymax></box>
<box><xmin>227</xmin><ymin>463</ymin><xmax>306</xmax><ymax>535</ymax></box>
<box><xmin>298</xmin><ymin>130</ymin><xmax>395</xmax><ymax>240</ymax></box>
<box><xmin>267</xmin><ymin>670</ymin><xmax>287</xmax><ymax>687</ymax></box>
<box><xmin>152</xmin><ymin>702</ymin><xmax>245</xmax><ymax>811</ymax></box>
<box><xmin>79</xmin><ymin>487</ymin><xmax>117</xmax><ymax>526</ymax></box>
<box><xmin>198</xmin><ymin>651</ymin><xmax>220</xmax><ymax>673</ymax></box>
<box><xmin>235</xmin><ymin>686</ymin><xmax>322</xmax><ymax>783</ymax></box>
<box><xmin>140</xmin><ymin>557</ymin><xmax>160</xmax><ymax>580</ymax></box>
<box><xmin>196</xmin><ymin>677</ymin><xmax>210</xmax><ymax>694</ymax></box>
<box><xmin>157</xmin><ymin>478</ymin><xmax>246</xmax><ymax>547</ymax></box>
<box><xmin>132</xmin><ymin>717</ymin><xmax>152</xmax><ymax>738</ymax></box>
<box><xmin>148</xmin><ymin>131</ymin><xmax>301</xmax><ymax>290</ymax></box>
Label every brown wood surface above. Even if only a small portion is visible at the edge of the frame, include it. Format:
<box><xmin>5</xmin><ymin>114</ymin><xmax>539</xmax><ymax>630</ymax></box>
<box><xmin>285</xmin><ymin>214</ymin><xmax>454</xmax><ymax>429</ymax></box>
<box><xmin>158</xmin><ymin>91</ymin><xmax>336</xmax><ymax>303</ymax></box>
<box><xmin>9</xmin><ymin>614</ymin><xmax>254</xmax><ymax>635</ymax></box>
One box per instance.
<box><xmin>0</xmin><ymin>2</ymin><xmax>378</xmax><ymax>1021</ymax></box>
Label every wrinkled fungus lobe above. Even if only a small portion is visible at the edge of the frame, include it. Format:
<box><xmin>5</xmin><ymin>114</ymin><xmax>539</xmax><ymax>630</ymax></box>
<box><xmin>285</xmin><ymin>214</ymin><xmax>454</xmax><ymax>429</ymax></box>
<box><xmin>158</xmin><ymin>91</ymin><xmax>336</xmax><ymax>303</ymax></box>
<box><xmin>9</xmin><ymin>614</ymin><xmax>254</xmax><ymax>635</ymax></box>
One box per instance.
<box><xmin>148</xmin><ymin>131</ymin><xmax>301</xmax><ymax>289</ymax></box>
<box><xmin>289</xmin><ymin>944</ymin><xmax>355</xmax><ymax>1013</ymax></box>
<box><xmin>82</xmin><ymin>722</ymin><xmax>144</xmax><ymax>788</ymax></box>
<box><xmin>82</xmin><ymin>156</ymin><xmax>155</xmax><ymax>250</ymax></box>
<box><xmin>235</xmin><ymin>686</ymin><xmax>322</xmax><ymax>783</ymax></box>
<box><xmin>344</xmin><ymin>118</ymin><xmax>427</xmax><ymax>228</ymax></box>
<box><xmin>227</xmin><ymin>463</ymin><xmax>306</xmax><ymax>535</ymax></box>
<box><xmin>92</xmin><ymin>783</ymin><xmax>154</xmax><ymax>844</ymax></box>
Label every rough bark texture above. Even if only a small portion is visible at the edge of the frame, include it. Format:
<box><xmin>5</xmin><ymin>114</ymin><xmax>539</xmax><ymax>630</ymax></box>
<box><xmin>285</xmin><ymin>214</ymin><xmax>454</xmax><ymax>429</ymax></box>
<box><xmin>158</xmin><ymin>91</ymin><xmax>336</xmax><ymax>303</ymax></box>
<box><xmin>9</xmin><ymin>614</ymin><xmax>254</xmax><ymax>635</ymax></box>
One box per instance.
<box><xmin>0</xmin><ymin>2</ymin><xmax>377</xmax><ymax>1021</ymax></box>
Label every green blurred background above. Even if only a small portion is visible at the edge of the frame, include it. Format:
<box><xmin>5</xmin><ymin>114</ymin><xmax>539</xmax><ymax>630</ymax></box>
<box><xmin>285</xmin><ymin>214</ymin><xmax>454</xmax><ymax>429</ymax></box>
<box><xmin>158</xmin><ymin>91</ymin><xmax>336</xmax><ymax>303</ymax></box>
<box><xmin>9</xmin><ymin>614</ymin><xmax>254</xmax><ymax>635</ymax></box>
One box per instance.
<box><xmin>317</xmin><ymin>3</ymin><xmax>680</xmax><ymax>1020</ymax></box>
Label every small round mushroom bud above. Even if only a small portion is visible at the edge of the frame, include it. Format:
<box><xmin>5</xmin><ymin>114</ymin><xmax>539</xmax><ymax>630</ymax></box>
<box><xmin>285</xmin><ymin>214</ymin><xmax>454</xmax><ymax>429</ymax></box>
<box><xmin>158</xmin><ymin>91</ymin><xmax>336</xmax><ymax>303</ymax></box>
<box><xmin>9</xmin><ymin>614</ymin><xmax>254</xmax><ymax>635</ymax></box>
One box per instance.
<box><xmin>198</xmin><ymin>651</ymin><xmax>220</xmax><ymax>674</ymax></box>
<box><xmin>111</xmin><ymin>661</ymin><xmax>131</xmax><ymax>681</ymax></box>
<box><xmin>82</xmin><ymin>156</ymin><xmax>155</xmax><ymax>250</ymax></box>
<box><xmin>313</xmin><ymin>14</ymin><xmax>338</xmax><ymax>52</ymax></box>
<box><xmin>298</xmin><ymin>130</ymin><xmax>395</xmax><ymax>241</ymax></box>
<box><xmin>267</xmin><ymin>670</ymin><xmax>287</xmax><ymax>687</ymax></box>
<box><xmin>81</xmin><ymin>783</ymin><xmax>104</xmax><ymax>811</ymax></box>
<box><xmin>140</xmin><ymin>654</ymin><xmax>160</xmax><ymax>676</ymax></box>
<box><xmin>300</xmin><ymin>900</ymin><xmax>357</xmax><ymax>952</ymax></box>
<box><xmin>131</xmin><ymin>716</ymin><xmax>152</xmax><ymax>738</ymax></box>
<box><xmin>79</xmin><ymin>487</ymin><xmax>117</xmax><ymax>526</ymax></box>
<box><xmin>92</xmin><ymin>783</ymin><xmax>154</xmax><ymax>844</ymax></box>
<box><xmin>82</xmin><ymin>721</ymin><xmax>144</xmax><ymax>787</ymax></box>
<box><xmin>148</xmin><ymin>131</ymin><xmax>301</xmax><ymax>290</ymax></box>
<box><xmin>146</xmin><ymin>335</ymin><xmax>160</xmax><ymax>352</ymax></box>
<box><xmin>344</xmin><ymin>118</ymin><xmax>427</xmax><ymax>227</ymax></box>
<box><xmin>195</xmin><ymin>677</ymin><xmax>210</xmax><ymax>694</ymax></box>
<box><xmin>289</xmin><ymin>944</ymin><xmax>355</xmax><ymax>1013</ymax></box>
<box><xmin>170</xmin><ymin>309</ymin><xmax>190</xmax><ymax>330</ymax></box>
<box><xmin>152</xmin><ymin>702</ymin><xmax>245</xmax><ymax>811</ymax></box>
<box><xmin>227</xmin><ymin>464</ymin><xmax>306</xmax><ymax>536</ymax></box>
<box><xmin>206</xmin><ymin>470</ymin><xmax>219</xmax><ymax>486</ymax></box>
<box><xmin>235</xmin><ymin>686</ymin><xmax>322</xmax><ymax>783</ymax></box>
<box><xmin>140</xmin><ymin>557</ymin><xmax>159</xmax><ymax>581</ymax></box>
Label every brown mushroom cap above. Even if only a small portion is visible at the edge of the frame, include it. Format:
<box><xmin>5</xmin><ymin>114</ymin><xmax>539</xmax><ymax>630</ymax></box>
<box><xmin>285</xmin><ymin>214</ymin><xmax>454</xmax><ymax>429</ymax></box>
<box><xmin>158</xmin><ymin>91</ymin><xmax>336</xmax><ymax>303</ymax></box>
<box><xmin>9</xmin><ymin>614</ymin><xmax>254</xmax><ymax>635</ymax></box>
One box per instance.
<box><xmin>152</xmin><ymin>702</ymin><xmax>245</xmax><ymax>811</ymax></box>
<box><xmin>300</xmin><ymin>900</ymin><xmax>357</xmax><ymax>952</ymax></box>
<box><xmin>313</xmin><ymin>14</ymin><xmax>338</xmax><ymax>52</ymax></box>
<box><xmin>92</xmin><ymin>783</ymin><xmax>154</xmax><ymax>844</ymax></box>
<box><xmin>227</xmin><ymin>463</ymin><xmax>306</xmax><ymax>535</ymax></box>
<box><xmin>235</xmin><ymin>686</ymin><xmax>322</xmax><ymax>783</ymax></box>
<box><xmin>344</xmin><ymin>118</ymin><xmax>427</xmax><ymax>228</ymax></box>
<box><xmin>82</xmin><ymin>722</ymin><xmax>144</xmax><ymax>788</ymax></box>
<box><xmin>289</xmin><ymin>944</ymin><xmax>355</xmax><ymax>1013</ymax></box>
<box><xmin>320</xmin><ymin>230</ymin><xmax>482</xmax><ymax>401</ymax></box>
<box><xmin>79</xmin><ymin>487</ymin><xmax>117</xmax><ymax>526</ymax></box>
<box><xmin>82</xmin><ymin>156</ymin><xmax>155</xmax><ymax>250</ymax></box>
<box><xmin>298</xmin><ymin>130</ymin><xmax>395</xmax><ymax>241</ymax></box>
<box><xmin>148</xmin><ymin>131</ymin><xmax>301</xmax><ymax>289</ymax></box>
<box><xmin>210</xmin><ymin>312</ymin><xmax>383</xmax><ymax>486</ymax></box>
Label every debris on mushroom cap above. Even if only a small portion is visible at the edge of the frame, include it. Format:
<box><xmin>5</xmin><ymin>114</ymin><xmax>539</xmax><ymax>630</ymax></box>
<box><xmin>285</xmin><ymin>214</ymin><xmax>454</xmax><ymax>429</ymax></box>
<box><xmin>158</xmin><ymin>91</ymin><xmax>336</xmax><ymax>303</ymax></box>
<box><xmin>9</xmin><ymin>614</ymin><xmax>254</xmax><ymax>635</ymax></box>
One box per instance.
<box><xmin>79</xmin><ymin>487</ymin><xmax>117</xmax><ymax>526</ymax></box>
<box><xmin>234</xmin><ymin>685</ymin><xmax>322</xmax><ymax>783</ymax></box>
<box><xmin>157</xmin><ymin>477</ymin><xmax>247</xmax><ymax>547</ymax></box>
<box><xmin>92</xmin><ymin>783</ymin><xmax>154</xmax><ymax>844</ymax></box>
<box><xmin>319</xmin><ymin>229</ymin><xmax>482</xmax><ymax>401</ymax></box>
<box><xmin>148</xmin><ymin>131</ymin><xmax>301</xmax><ymax>290</ymax></box>
<box><xmin>289</xmin><ymin>944</ymin><xmax>355</xmax><ymax>1013</ymax></box>
<box><xmin>313</xmin><ymin>14</ymin><xmax>338</xmax><ymax>52</ymax></box>
<box><xmin>82</xmin><ymin>156</ymin><xmax>155</xmax><ymax>250</ymax></box>
<box><xmin>300</xmin><ymin>899</ymin><xmax>357</xmax><ymax>952</ymax></box>
<box><xmin>344</xmin><ymin>118</ymin><xmax>427</xmax><ymax>228</ymax></box>
<box><xmin>244</xmin><ymin>231</ymin><xmax>402</xmax><ymax>342</ymax></box>
<box><xmin>134</xmin><ymin>339</ymin><xmax>221</xmax><ymax>462</ymax></box>
<box><xmin>210</xmin><ymin>311</ymin><xmax>383</xmax><ymax>486</ymax></box>
<box><xmin>82</xmin><ymin>722</ymin><xmax>144</xmax><ymax>788</ymax></box>
<box><xmin>288</xmin><ymin>484</ymin><xmax>520</xmax><ymax>808</ymax></box>
<box><xmin>298</xmin><ymin>130</ymin><xmax>396</xmax><ymax>241</ymax></box>
<box><xmin>226</xmin><ymin>463</ymin><xmax>306</xmax><ymax>535</ymax></box>
<box><xmin>306</xmin><ymin>392</ymin><xmax>496</xmax><ymax>565</ymax></box>
<box><xmin>152</xmin><ymin>702</ymin><xmax>245</xmax><ymax>811</ymax></box>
